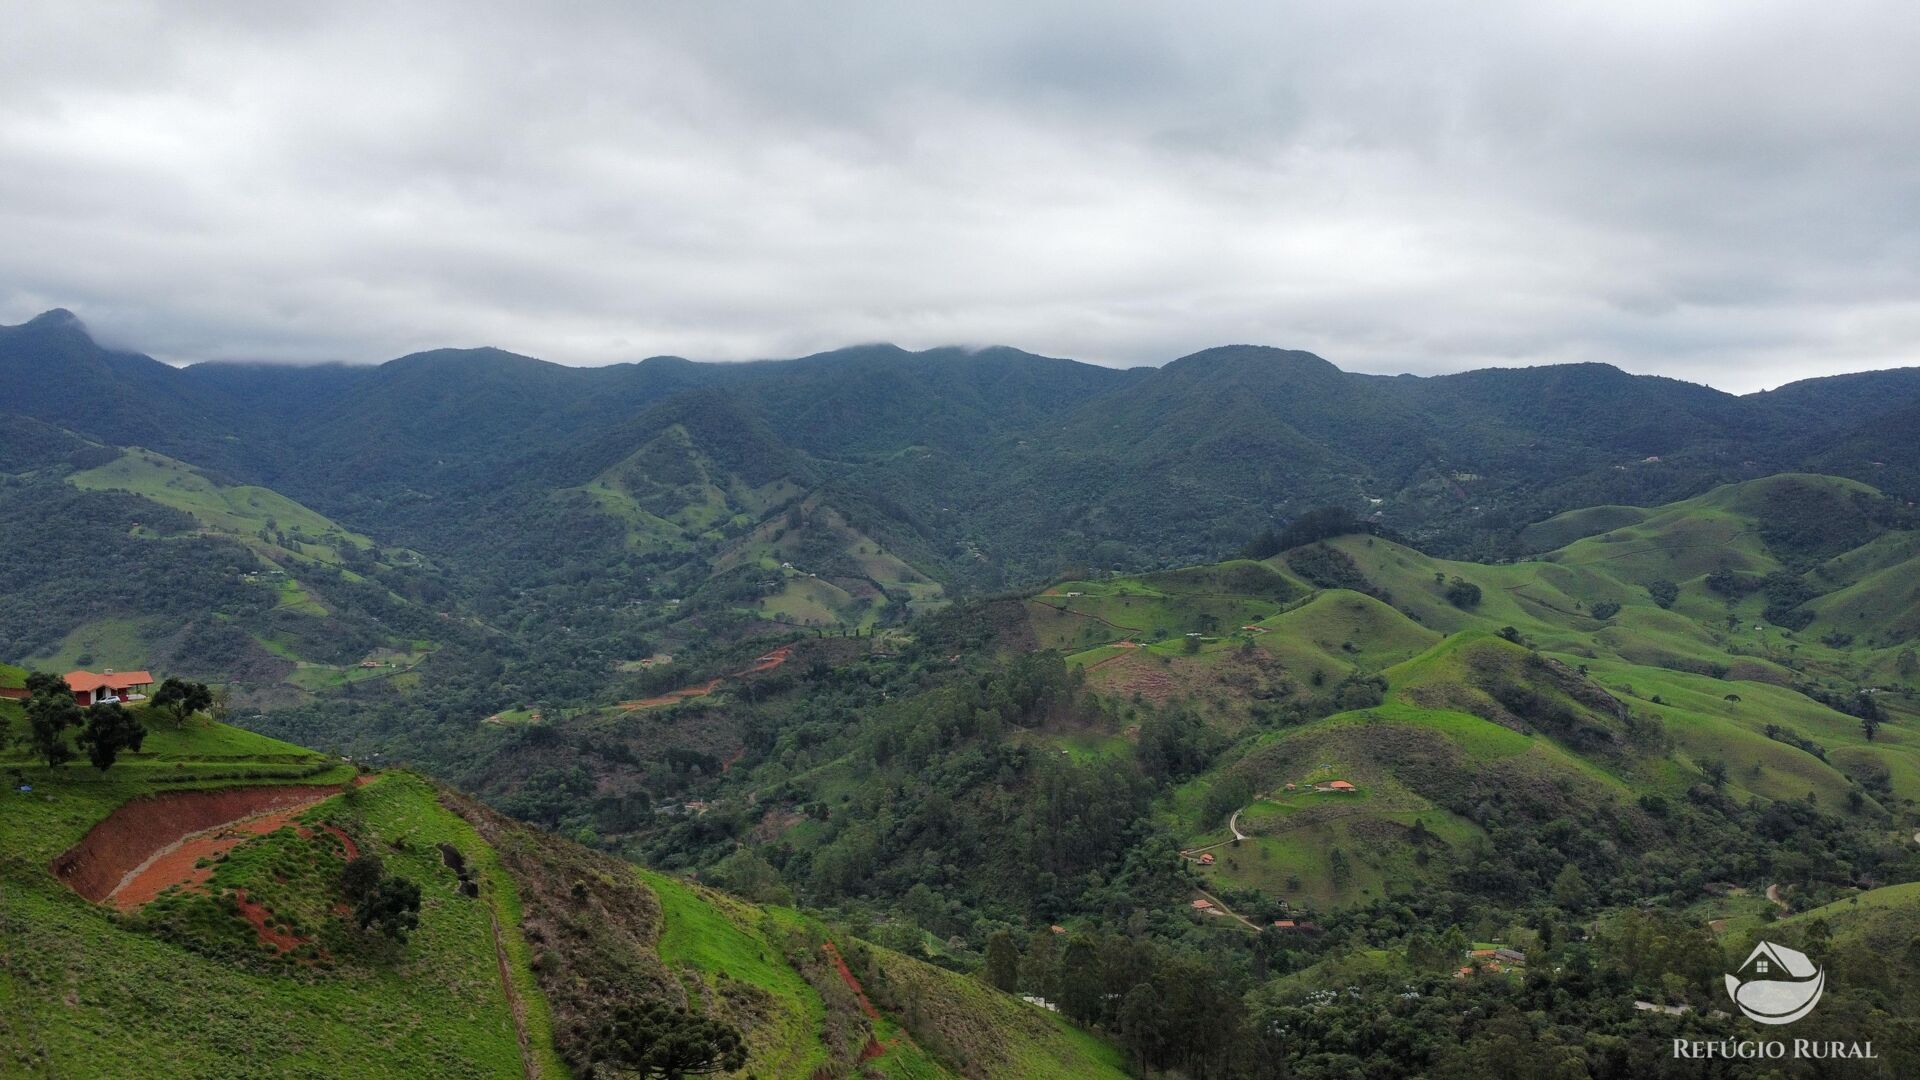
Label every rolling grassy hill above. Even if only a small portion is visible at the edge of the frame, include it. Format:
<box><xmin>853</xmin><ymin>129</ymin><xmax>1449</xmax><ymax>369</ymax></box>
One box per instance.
<box><xmin>67</xmin><ymin>446</ymin><xmax>418</xmax><ymax>573</ymax></box>
<box><xmin>988</xmin><ymin>476</ymin><xmax>1920</xmax><ymax>917</ymax></box>
<box><xmin>0</xmin><ymin>702</ymin><xmax>1126</xmax><ymax>1079</ymax></box>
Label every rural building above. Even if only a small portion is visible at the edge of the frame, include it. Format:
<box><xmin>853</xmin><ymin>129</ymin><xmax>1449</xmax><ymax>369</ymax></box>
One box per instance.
<box><xmin>1199</xmin><ymin>852</ymin><xmax>1215</xmax><ymax>865</ymax></box>
<box><xmin>63</xmin><ymin>670</ymin><xmax>153</xmax><ymax>706</ymax></box>
<box><xmin>1190</xmin><ymin>898</ymin><xmax>1214</xmax><ymax>911</ymax></box>
<box><xmin>1313</xmin><ymin>780</ymin><xmax>1357</xmax><ymax>793</ymax></box>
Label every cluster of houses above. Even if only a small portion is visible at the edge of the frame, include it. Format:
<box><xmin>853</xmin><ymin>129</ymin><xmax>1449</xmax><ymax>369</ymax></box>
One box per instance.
<box><xmin>0</xmin><ymin>669</ymin><xmax>154</xmax><ymax>707</ymax></box>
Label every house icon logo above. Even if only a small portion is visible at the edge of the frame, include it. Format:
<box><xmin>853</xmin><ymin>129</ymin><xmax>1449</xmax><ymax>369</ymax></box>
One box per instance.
<box><xmin>1725</xmin><ymin>942</ymin><xmax>1824</xmax><ymax>1025</ymax></box>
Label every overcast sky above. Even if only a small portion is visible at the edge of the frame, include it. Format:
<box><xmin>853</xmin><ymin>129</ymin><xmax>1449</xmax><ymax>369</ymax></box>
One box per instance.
<box><xmin>3</xmin><ymin>2</ymin><xmax>1917</xmax><ymax>391</ymax></box>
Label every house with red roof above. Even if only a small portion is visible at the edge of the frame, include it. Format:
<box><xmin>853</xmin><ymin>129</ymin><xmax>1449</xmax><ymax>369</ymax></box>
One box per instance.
<box><xmin>64</xmin><ymin>669</ymin><xmax>154</xmax><ymax>706</ymax></box>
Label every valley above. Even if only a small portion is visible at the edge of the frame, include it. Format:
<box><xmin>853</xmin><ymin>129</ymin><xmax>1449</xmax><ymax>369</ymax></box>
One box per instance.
<box><xmin>5</xmin><ymin>309</ymin><xmax>1920</xmax><ymax>1076</ymax></box>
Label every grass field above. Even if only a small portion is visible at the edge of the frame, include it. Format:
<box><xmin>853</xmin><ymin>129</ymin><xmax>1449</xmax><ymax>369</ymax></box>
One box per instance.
<box><xmin>1089</xmin><ymin>476</ymin><xmax>1920</xmax><ymax>916</ymax></box>
<box><xmin>638</xmin><ymin>868</ymin><xmax>833</xmax><ymax>1079</ymax></box>
<box><xmin>68</xmin><ymin>447</ymin><xmax>411</xmax><ymax>571</ymax></box>
<box><xmin>0</xmin><ymin>720</ymin><xmax>563</xmax><ymax>1079</ymax></box>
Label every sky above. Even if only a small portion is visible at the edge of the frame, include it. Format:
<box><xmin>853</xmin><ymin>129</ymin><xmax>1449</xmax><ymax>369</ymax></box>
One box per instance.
<box><xmin>3</xmin><ymin>2</ymin><xmax>1917</xmax><ymax>392</ymax></box>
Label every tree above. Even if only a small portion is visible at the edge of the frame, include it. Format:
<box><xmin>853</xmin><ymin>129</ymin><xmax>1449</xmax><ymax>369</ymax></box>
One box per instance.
<box><xmin>356</xmin><ymin>874</ymin><xmax>423</xmax><ymax>941</ymax></box>
<box><xmin>983</xmin><ymin>930</ymin><xmax>1020</xmax><ymax>992</ymax></box>
<box><xmin>1551</xmin><ymin>862</ymin><xmax>1591</xmax><ymax>912</ymax></box>
<box><xmin>1861</xmin><ymin>714</ymin><xmax>1881</xmax><ymax>742</ymax></box>
<box><xmin>339</xmin><ymin>855</ymin><xmax>386</xmax><ymax>905</ymax></box>
<box><xmin>1444</xmin><ymin>577</ymin><xmax>1482</xmax><ymax>609</ymax></box>
<box><xmin>1117</xmin><ymin>981</ymin><xmax>1167</xmax><ymax>1069</ymax></box>
<box><xmin>584</xmin><ymin>999</ymin><xmax>747</xmax><ymax>1079</ymax></box>
<box><xmin>150</xmin><ymin>677</ymin><xmax>213</xmax><ymax>725</ymax></box>
<box><xmin>75</xmin><ymin>701</ymin><xmax>145</xmax><ymax>772</ymax></box>
<box><xmin>23</xmin><ymin>673</ymin><xmax>81</xmax><ymax>767</ymax></box>
<box><xmin>1647</xmin><ymin>580</ymin><xmax>1678</xmax><ymax>609</ymax></box>
<box><xmin>1702</xmin><ymin>759</ymin><xmax>1728</xmax><ymax>789</ymax></box>
<box><xmin>1059</xmin><ymin>938</ymin><xmax>1103</xmax><ymax>1024</ymax></box>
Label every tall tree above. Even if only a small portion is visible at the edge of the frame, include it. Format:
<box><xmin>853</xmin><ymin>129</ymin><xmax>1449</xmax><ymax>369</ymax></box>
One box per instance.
<box><xmin>1551</xmin><ymin>862</ymin><xmax>1591</xmax><ymax>913</ymax></box>
<box><xmin>983</xmin><ymin>930</ymin><xmax>1020</xmax><ymax>993</ymax></box>
<box><xmin>75</xmin><ymin>701</ymin><xmax>146</xmax><ymax>771</ymax></box>
<box><xmin>150</xmin><ymin>677</ymin><xmax>213</xmax><ymax>725</ymax></box>
<box><xmin>24</xmin><ymin>672</ymin><xmax>80</xmax><ymax>767</ymax></box>
<box><xmin>1059</xmin><ymin>938</ymin><xmax>1103</xmax><ymax>1024</ymax></box>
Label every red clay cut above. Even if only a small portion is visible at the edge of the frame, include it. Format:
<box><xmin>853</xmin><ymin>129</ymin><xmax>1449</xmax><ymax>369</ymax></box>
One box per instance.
<box><xmin>49</xmin><ymin>784</ymin><xmax>346</xmax><ymax>910</ymax></box>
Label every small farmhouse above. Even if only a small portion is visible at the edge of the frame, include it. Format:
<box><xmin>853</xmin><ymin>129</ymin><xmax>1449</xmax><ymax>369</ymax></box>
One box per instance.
<box><xmin>64</xmin><ymin>669</ymin><xmax>154</xmax><ymax>706</ymax></box>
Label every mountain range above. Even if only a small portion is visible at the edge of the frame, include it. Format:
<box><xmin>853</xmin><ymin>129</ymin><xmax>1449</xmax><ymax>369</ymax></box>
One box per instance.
<box><xmin>7</xmin><ymin>308</ymin><xmax>1920</xmax><ymax>1076</ymax></box>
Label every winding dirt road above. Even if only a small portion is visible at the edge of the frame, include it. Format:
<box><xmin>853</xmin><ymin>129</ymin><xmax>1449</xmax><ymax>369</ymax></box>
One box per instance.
<box><xmin>1194</xmin><ymin>888</ymin><xmax>1259</xmax><ymax>932</ymax></box>
<box><xmin>1180</xmin><ymin>807</ymin><xmax>1250</xmax><ymax>860</ymax></box>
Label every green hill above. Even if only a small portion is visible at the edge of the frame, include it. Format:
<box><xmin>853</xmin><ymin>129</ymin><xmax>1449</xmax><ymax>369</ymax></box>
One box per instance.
<box><xmin>1005</xmin><ymin>477</ymin><xmax>1920</xmax><ymax>919</ymax></box>
<box><xmin>0</xmin><ymin>704</ymin><xmax>1125</xmax><ymax>1079</ymax></box>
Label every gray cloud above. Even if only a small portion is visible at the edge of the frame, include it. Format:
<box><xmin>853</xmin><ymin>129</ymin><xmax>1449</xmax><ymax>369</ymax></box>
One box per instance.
<box><xmin>2</xmin><ymin>1</ymin><xmax>1917</xmax><ymax>391</ymax></box>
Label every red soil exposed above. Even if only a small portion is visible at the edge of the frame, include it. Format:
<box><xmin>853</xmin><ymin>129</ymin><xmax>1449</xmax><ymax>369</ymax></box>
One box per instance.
<box><xmin>617</xmin><ymin>678</ymin><xmax>724</xmax><ymax>710</ymax></box>
<box><xmin>232</xmin><ymin>888</ymin><xmax>308</xmax><ymax>953</ymax></box>
<box><xmin>50</xmin><ymin>784</ymin><xmax>346</xmax><ymax>910</ymax></box>
<box><xmin>821</xmin><ymin>940</ymin><xmax>880</xmax><ymax>1020</ymax></box>
<box><xmin>820</xmin><ymin>940</ymin><xmax>895</xmax><ymax>1062</ymax></box>
<box><xmin>617</xmin><ymin>645</ymin><xmax>794</xmax><ymax>711</ymax></box>
<box><xmin>739</xmin><ymin>645</ymin><xmax>794</xmax><ymax>675</ymax></box>
<box><xmin>313</xmin><ymin>822</ymin><xmax>360</xmax><ymax>860</ymax></box>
